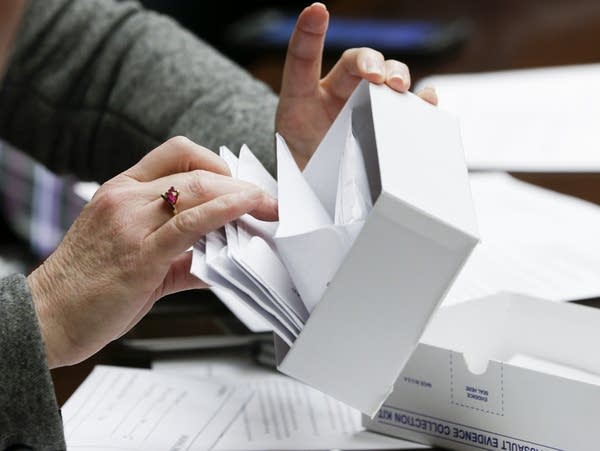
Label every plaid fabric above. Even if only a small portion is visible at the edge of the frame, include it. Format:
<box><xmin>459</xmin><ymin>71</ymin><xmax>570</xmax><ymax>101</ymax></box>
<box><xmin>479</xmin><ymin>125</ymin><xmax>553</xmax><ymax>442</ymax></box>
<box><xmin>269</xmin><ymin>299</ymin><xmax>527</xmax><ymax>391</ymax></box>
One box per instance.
<box><xmin>0</xmin><ymin>140</ymin><xmax>87</xmax><ymax>258</ymax></box>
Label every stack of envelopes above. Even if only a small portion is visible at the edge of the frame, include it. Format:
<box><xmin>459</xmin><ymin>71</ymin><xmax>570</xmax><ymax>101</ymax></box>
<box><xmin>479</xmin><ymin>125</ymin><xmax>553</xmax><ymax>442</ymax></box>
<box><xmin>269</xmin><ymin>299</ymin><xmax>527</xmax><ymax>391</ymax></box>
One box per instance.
<box><xmin>191</xmin><ymin>124</ymin><xmax>372</xmax><ymax>345</ymax></box>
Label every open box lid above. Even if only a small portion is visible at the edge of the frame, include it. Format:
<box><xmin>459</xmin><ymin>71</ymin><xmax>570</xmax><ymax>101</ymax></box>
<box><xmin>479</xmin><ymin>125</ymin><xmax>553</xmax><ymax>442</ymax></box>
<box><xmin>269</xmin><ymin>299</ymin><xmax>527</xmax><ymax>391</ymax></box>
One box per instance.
<box><xmin>274</xmin><ymin>81</ymin><xmax>479</xmax><ymax>416</ymax></box>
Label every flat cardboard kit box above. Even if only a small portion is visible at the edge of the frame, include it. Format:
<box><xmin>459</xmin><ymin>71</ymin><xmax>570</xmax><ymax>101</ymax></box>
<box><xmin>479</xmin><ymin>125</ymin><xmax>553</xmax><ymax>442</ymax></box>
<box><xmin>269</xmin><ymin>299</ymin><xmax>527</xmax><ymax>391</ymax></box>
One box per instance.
<box><xmin>364</xmin><ymin>292</ymin><xmax>600</xmax><ymax>450</ymax></box>
<box><xmin>273</xmin><ymin>80</ymin><xmax>479</xmax><ymax>416</ymax></box>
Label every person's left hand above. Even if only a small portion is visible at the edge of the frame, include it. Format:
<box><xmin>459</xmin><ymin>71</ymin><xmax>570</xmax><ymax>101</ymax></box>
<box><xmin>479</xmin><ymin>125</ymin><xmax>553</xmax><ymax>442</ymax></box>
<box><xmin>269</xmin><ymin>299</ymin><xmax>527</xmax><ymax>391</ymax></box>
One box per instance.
<box><xmin>276</xmin><ymin>3</ymin><xmax>438</xmax><ymax>170</ymax></box>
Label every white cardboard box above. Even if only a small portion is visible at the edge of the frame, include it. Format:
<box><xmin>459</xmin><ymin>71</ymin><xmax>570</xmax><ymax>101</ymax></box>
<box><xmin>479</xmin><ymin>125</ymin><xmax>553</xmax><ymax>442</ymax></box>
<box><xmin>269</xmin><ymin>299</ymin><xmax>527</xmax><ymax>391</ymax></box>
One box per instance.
<box><xmin>273</xmin><ymin>81</ymin><xmax>479</xmax><ymax>416</ymax></box>
<box><xmin>364</xmin><ymin>292</ymin><xmax>600</xmax><ymax>450</ymax></box>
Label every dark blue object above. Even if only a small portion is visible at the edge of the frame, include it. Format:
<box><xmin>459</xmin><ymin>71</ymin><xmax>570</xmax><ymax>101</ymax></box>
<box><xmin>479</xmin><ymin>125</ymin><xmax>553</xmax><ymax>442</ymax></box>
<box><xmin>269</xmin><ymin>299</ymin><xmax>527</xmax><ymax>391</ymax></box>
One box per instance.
<box><xmin>261</xmin><ymin>17</ymin><xmax>449</xmax><ymax>51</ymax></box>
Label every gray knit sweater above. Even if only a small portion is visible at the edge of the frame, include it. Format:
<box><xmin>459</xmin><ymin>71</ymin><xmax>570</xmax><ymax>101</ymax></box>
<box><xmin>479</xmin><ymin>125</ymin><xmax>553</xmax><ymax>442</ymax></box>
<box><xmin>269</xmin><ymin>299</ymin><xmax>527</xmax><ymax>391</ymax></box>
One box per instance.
<box><xmin>0</xmin><ymin>0</ymin><xmax>278</xmax><ymax>448</ymax></box>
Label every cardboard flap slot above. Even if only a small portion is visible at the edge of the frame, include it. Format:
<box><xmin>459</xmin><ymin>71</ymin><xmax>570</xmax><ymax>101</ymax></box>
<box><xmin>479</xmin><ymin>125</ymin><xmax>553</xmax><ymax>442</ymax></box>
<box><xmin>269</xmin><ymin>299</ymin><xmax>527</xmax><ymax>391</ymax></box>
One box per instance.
<box><xmin>461</xmin><ymin>352</ymin><xmax>491</xmax><ymax>376</ymax></box>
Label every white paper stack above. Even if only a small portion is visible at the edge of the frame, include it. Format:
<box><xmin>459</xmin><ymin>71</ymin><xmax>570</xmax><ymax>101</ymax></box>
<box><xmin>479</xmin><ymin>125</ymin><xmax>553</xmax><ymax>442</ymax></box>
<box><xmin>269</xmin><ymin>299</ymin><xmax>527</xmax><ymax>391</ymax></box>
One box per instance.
<box><xmin>191</xmin><ymin>124</ymin><xmax>373</xmax><ymax>346</ymax></box>
<box><xmin>415</xmin><ymin>63</ymin><xmax>600</xmax><ymax>171</ymax></box>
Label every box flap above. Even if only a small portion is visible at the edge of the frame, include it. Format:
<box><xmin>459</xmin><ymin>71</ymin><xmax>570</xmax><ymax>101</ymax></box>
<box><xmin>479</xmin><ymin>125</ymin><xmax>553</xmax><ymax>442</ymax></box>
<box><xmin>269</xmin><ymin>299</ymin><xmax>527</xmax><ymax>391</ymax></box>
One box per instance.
<box><xmin>423</xmin><ymin>292</ymin><xmax>600</xmax><ymax>376</ymax></box>
<box><xmin>369</xmin><ymin>83</ymin><xmax>479</xmax><ymax>240</ymax></box>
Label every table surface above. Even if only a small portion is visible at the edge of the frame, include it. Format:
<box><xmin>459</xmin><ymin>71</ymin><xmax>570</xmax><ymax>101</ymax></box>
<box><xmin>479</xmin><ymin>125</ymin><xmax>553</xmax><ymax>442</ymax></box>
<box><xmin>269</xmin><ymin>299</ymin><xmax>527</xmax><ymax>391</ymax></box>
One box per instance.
<box><xmin>51</xmin><ymin>1</ymin><xmax>600</xmax><ymax>448</ymax></box>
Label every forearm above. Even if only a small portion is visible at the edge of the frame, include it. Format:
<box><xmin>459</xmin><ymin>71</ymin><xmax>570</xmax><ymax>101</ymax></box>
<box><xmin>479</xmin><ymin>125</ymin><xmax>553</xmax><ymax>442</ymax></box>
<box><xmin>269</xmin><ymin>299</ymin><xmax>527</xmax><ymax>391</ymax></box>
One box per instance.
<box><xmin>0</xmin><ymin>0</ymin><xmax>277</xmax><ymax>182</ymax></box>
<box><xmin>0</xmin><ymin>274</ymin><xmax>65</xmax><ymax>449</ymax></box>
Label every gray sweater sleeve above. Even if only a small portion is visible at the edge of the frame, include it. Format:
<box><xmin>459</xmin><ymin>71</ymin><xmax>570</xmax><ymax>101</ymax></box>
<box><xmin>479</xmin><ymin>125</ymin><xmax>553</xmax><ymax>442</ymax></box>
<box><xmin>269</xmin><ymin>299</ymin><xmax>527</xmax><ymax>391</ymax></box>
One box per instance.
<box><xmin>0</xmin><ymin>0</ymin><xmax>278</xmax><ymax>182</ymax></box>
<box><xmin>0</xmin><ymin>275</ymin><xmax>65</xmax><ymax>450</ymax></box>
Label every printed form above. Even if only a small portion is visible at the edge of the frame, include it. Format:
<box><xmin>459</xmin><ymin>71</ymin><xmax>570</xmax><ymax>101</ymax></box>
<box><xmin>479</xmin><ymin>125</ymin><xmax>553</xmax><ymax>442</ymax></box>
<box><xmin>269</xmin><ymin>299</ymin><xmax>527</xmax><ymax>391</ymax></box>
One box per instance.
<box><xmin>153</xmin><ymin>355</ymin><xmax>428</xmax><ymax>450</ymax></box>
<box><xmin>62</xmin><ymin>365</ymin><xmax>253</xmax><ymax>450</ymax></box>
<box><xmin>444</xmin><ymin>173</ymin><xmax>600</xmax><ymax>305</ymax></box>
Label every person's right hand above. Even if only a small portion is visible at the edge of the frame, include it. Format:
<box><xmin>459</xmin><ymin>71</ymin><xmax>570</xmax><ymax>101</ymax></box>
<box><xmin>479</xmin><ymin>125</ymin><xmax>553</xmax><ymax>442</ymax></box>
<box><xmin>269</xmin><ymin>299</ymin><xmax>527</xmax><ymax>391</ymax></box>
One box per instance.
<box><xmin>27</xmin><ymin>136</ymin><xmax>277</xmax><ymax>369</ymax></box>
<box><xmin>276</xmin><ymin>3</ymin><xmax>438</xmax><ymax>170</ymax></box>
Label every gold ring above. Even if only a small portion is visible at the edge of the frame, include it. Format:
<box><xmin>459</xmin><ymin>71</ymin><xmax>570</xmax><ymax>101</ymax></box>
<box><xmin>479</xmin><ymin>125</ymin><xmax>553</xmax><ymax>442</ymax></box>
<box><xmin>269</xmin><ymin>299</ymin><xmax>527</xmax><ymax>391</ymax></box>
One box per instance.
<box><xmin>161</xmin><ymin>186</ymin><xmax>179</xmax><ymax>215</ymax></box>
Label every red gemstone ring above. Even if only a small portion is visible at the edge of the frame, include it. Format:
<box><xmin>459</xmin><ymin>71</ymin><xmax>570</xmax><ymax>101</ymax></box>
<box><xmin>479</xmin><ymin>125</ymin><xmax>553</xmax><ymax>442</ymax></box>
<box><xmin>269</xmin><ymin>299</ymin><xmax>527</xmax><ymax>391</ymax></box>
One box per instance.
<box><xmin>161</xmin><ymin>186</ymin><xmax>180</xmax><ymax>215</ymax></box>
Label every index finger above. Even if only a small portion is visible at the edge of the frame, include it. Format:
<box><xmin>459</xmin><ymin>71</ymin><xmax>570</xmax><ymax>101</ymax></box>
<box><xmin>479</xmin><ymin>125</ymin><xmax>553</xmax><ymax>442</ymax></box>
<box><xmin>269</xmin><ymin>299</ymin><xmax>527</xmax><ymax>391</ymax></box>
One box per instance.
<box><xmin>280</xmin><ymin>3</ymin><xmax>329</xmax><ymax>98</ymax></box>
<box><xmin>147</xmin><ymin>189</ymin><xmax>265</xmax><ymax>262</ymax></box>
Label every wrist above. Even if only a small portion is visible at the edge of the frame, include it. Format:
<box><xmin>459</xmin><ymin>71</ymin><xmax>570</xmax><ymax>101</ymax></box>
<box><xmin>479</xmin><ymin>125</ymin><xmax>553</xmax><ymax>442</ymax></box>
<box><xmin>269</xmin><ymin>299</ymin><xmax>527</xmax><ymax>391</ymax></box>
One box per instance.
<box><xmin>27</xmin><ymin>263</ymin><xmax>68</xmax><ymax>369</ymax></box>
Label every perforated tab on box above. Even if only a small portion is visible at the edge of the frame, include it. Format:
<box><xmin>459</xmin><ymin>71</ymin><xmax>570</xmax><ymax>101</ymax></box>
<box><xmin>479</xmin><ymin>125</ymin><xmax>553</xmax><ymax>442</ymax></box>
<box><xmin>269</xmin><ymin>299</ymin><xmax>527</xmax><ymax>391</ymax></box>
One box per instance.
<box><xmin>450</xmin><ymin>352</ymin><xmax>504</xmax><ymax>416</ymax></box>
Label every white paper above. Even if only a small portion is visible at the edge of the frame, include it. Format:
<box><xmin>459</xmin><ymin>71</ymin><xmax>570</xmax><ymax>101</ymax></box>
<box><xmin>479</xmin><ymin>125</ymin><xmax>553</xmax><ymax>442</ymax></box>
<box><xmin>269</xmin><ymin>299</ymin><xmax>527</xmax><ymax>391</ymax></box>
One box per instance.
<box><xmin>237</xmin><ymin>144</ymin><xmax>277</xmax><ymax>199</ymax></box>
<box><xmin>275</xmin><ymin>134</ymin><xmax>335</xmax><ymax>235</ymax></box>
<box><xmin>205</xmin><ymin>228</ymin><xmax>299</xmax><ymax>343</ymax></box>
<box><xmin>188</xmin><ymin>148</ymin><xmax>271</xmax><ymax>333</ymax></box>
<box><xmin>416</xmin><ymin>63</ymin><xmax>600</xmax><ymax>171</ymax></box>
<box><xmin>192</xmin><ymin>131</ymin><xmax>373</xmax><ymax>334</ymax></box>
<box><xmin>334</xmin><ymin>123</ymin><xmax>372</xmax><ymax>238</ymax></box>
<box><xmin>230</xmin><ymin>146</ymin><xmax>308</xmax><ymax>326</ymax></box>
<box><xmin>153</xmin><ymin>356</ymin><xmax>428</xmax><ymax>450</ymax></box>
<box><xmin>194</xmin><ymin>146</ymin><xmax>308</xmax><ymax>339</ymax></box>
<box><xmin>274</xmin><ymin>134</ymin><xmax>353</xmax><ymax>312</ymax></box>
<box><xmin>191</xmin><ymin>239</ymin><xmax>272</xmax><ymax>333</ymax></box>
<box><xmin>201</xmin><ymin>147</ymin><xmax>301</xmax><ymax>337</ymax></box>
<box><xmin>62</xmin><ymin>365</ymin><xmax>253</xmax><ymax>450</ymax></box>
<box><xmin>231</xmin><ymin>236</ymin><xmax>308</xmax><ymax>328</ymax></box>
<box><xmin>444</xmin><ymin>172</ymin><xmax>600</xmax><ymax>305</ymax></box>
<box><xmin>213</xmin><ymin>148</ymin><xmax>307</xmax><ymax>336</ymax></box>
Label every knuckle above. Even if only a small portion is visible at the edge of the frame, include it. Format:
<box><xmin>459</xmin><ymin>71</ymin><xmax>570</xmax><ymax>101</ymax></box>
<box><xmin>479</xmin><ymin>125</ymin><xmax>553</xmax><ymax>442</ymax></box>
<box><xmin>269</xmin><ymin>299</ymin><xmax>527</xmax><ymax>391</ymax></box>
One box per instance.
<box><xmin>166</xmin><ymin>135</ymin><xmax>192</xmax><ymax>151</ymax></box>
<box><xmin>173</xmin><ymin>209</ymin><xmax>198</xmax><ymax>234</ymax></box>
<box><xmin>92</xmin><ymin>187</ymin><xmax>122</xmax><ymax>213</ymax></box>
<box><xmin>216</xmin><ymin>194</ymin><xmax>240</xmax><ymax>218</ymax></box>
<box><xmin>361</xmin><ymin>47</ymin><xmax>383</xmax><ymax>59</ymax></box>
<box><xmin>372</xmin><ymin>49</ymin><xmax>385</xmax><ymax>61</ymax></box>
<box><xmin>187</xmin><ymin>169</ymin><xmax>211</xmax><ymax>198</ymax></box>
<box><xmin>342</xmin><ymin>48</ymin><xmax>356</xmax><ymax>59</ymax></box>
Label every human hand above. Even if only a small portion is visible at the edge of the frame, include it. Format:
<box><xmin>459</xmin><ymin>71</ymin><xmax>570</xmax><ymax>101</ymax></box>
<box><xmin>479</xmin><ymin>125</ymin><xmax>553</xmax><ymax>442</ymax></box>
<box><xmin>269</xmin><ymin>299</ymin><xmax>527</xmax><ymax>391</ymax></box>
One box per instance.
<box><xmin>27</xmin><ymin>137</ymin><xmax>278</xmax><ymax>369</ymax></box>
<box><xmin>276</xmin><ymin>3</ymin><xmax>438</xmax><ymax>170</ymax></box>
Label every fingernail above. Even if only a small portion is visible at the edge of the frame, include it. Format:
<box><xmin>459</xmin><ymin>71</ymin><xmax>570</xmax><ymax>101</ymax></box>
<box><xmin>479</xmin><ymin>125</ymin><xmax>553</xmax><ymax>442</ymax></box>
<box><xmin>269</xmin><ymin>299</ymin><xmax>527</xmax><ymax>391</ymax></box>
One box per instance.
<box><xmin>390</xmin><ymin>73</ymin><xmax>405</xmax><ymax>88</ymax></box>
<box><xmin>363</xmin><ymin>56</ymin><xmax>383</xmax><ymax>76</ymax></box>
<box><xmin>311</xmin><ymin>2</ymin><xmax>327</xmax><ymax>10</ymax></box>
<box><xmin>302</xmin><ymin>3</ymin><xmax>328</xmax><ymax>33</ymax></box>
<box><xmin>390</xmin><ymin>72</ymin><xmax>404</xmax><ymax>83</ymax></box>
